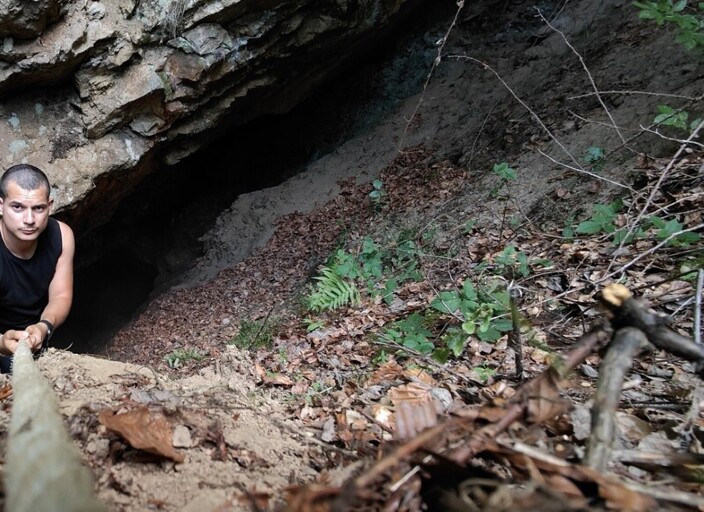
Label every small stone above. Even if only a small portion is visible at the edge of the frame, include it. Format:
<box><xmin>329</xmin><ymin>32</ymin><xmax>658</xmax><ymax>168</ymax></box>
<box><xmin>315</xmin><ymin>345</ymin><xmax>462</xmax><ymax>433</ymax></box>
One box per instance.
<box><xmin>172</xmin><ymin>425</ymin><xmax>193</xmax><ymax>448</ymax></box>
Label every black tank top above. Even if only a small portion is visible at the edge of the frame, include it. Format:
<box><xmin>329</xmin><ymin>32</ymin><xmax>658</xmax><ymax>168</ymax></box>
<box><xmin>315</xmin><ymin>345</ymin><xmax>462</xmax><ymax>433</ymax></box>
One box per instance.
<box><xmin>0</xmin><ymin>218</ymin><xmax>62</xmax><ymax>331</ymax></box>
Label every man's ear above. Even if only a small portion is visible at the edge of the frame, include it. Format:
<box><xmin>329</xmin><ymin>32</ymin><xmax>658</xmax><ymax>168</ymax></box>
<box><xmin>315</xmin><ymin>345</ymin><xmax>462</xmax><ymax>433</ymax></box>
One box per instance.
<box><xmin>0</xmin><ymin>197</ymin><xmax>4</xmax><ymax>216</ymax></box>
<box><xmin>48</xmin><ymin>198</ymin><xmax>53</xmax><ymax>212</ymax></box>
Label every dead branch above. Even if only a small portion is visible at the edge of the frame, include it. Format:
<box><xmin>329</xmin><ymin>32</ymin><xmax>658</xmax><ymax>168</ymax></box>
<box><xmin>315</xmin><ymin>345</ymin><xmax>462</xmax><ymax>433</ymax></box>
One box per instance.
<box><xmin>446</xmin><ymin>325</ymin><xmax>611</xmax><ymax>465</ymax></box>
<box><xmin>598</xmin><ymin>284</ymin><xmax>704</xmax><ymax>375</ymax></box>
<box><xmin>584</xmin><ymin>327</ymin><xmax>652</xmax><ymax>472</ymax></box>
<box><xmin>604</xmin><ymin>119</ymin><xmax>704</xmax><ymax>277</ymax></box>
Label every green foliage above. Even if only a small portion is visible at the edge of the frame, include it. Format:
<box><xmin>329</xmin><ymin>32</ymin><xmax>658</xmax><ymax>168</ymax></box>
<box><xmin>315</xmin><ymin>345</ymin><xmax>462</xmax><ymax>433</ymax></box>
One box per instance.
<box><xmin>654</xmin><ymin>104</ymin><xmax>702</xmax><ymax>131</ymax></box>
<box><xmin>473</xmin><ymin>364</ymin><xmax>496</xmax><ymax>383</ymax></box>
<box><xmin>165</xmin><ymin>348</ymin><xmax>204</xmax><ymax>369</ymax></box>
<box><xmin>307</xmin><ymin>267</ymin><xmax>361</xmax><ymax>312</ymax></box>
<box><xmin>307</xmin><ymin>234</ymin><xmax>422</xmax><ymax>312</ymax></box>
<box><xmin>369</xmin><ymin>179</ymin><xmax>387</xmax><ymax>211</ymax></box>
<box><xmin>575</xmin><ymin>200</ymin><xmax>623</xmax><ymax>235</ymax></box>
<box><xmin>634</xmin><ymin>0</ymin><xmax>704</xmax><ymax>49</ymax></box>
<box><xmin>493</xmin><ymin>162</ymin><xmax>517</xmax><ymax>181</ymax></box>
<box><xmin>431</xmin><ymin>280</ymin><xmax>513</xmax><ymax>343</ymax></box>
<box><xmin>305</xmin><ymin>380</ymin><xmax>333</xmax><ymax>405</ymax></box>
<box><xmin>463</xmin><ymin>219</ymin><xmax>477</xmax><ymax>233</ymax></box>
<box><xmin>383</xmin><ymin>312</ymin><xmax>435</xmax><ymax>354</ymax></box>
<box><xmin>372</xmin><ymin>349</ymin><xmax>390</xmax><ymax>365</ymax></box>
<box><xmin>304</xmin><ymin>318</ymin><xmax>325</xmax><ymax>332</ymax></box>
<box><xmin>583</xmin><ymin>146</ymin><xmax>606</xmax><ymax>171</ymax></box>
<box><xmin>491</xmin><ymin>162</ymin><xmax>518</xmax><ymax>199</ymax></box>
<box><xmin>562</xmin><ymin>214</ymin><xmax>576</xmax><ymax>239</ymax></box>
<box><xmin>231</xmin><ymin>318</ymin><xmax>278</xmax><ymax>350</ymax></box>
<box><xmin>648</xmin><ymin>215</ymin><xmax>702</xmax><ymax>246</ymax></box>
<box><xmin>493</xmin><ymin>245</ymin><xmax>552</xmax><ymax>278</ymax></box>
<box><xmin>571</xmin><ymin>201</ymin><xmax>700</xmax><ymax>246</ymax></box>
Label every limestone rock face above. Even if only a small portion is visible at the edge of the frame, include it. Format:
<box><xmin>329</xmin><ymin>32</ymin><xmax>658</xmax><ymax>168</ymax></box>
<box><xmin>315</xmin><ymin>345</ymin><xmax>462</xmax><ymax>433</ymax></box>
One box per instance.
<box><xmin>0</xmin><ymin>0</ymin><xmax>63</xmax><ymax>39</ymax></box>
<box><xmin>0</xmin><ymin>0</ymin><xmax>423</xmax><ymax>235</ymax></box>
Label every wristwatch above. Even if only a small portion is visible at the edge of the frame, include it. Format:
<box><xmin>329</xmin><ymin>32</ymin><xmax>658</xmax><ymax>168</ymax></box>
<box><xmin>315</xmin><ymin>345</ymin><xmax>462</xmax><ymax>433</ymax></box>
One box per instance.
<box><xmin>39</xmin><ymin>320</ymin><xmax>54</xmax><ymax>342</ymax></box>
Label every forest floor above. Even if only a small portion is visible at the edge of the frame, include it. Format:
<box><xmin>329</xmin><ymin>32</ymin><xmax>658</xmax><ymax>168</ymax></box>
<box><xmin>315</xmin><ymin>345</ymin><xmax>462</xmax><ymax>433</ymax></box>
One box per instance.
<box><xmin>1</xmin><ymin>0</ymin><xmax>704</xmax><ymax>511</ymax></box>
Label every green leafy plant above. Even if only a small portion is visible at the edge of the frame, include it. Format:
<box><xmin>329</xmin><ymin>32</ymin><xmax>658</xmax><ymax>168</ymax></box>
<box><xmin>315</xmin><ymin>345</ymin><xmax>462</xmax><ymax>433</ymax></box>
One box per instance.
<box><xmin>231</xmin><ymin>318</ymin><xmax>278</xmax><ymax>350</ymax></box>
<box><xmin>473</xmin><ymin>364</ymin><xmax>496</xmax><ymax>383</ymax></box>
<box><xmin>383</xmin><ymin>312</ymin><xmax>435</xmax><ymax>355</ymax></box>
<box><xmin>488</xmin><ymin>245</ymin><xmax>553</xmax><ymax>278</ymax></box>
<box><xmin>490</xmin><ymin>162</ymin><xmax>518</xmax><ymax>199</ymax></box>
<box><xmin>654</xmin><ymin>104</ymin><xmax>702</xmax><ymax>131</ymax></box>
<box><xmin>307</xmin><ymin>266</ymin><xmax>361</xmax><ymax>312</ymax></box>
<box><xmin>634</xmin><ymin>0</ymin><xmax>704</xmax><ymax>50</ymax></box>
<box><xmin>307</xmin><ymin>234</ymin><xmax>422</xmax><ymax>312</ymax></box>
<box><xmin>165</xmin><ymin>348</ymin><xmax>204</xmax><ymax>369</ymax></box>
<box><xmin>305</xmin><ymin>380</ymin><xmax>334</xmax><ymax>405</ymax></box>
<box><xmin>575</xmin><ymin>200</ymin><xmax>623</xmax><ymax>235</ymax></box>
<box><xmin>648</xmin><ymin>215</ymin><xmax>702</xmax><ymax>246</ymax></box>
<box><xmin>303</xmin><ymin>318</ymin><xmax>325</xmax><ymax>332</ymax></box>
<box><xmin>431</xmin><ymin>280</ymin><xmax>513</xmax><ymax>343</ymax></box>
<box><xmin>562</xmin><ymin>214</ymin><xmax>576</xmax><ymax>239</ymax></box>
<box><xmin>583</xmin><ymin>146</ymin><xmax>606</xmax><ymax>172</ymax></box>
<box><xmin>372</xmin><ymin>349</ymin><xmax>390</xmax><ymax>365</ymax></box>
<box><xmin>493</xmin><ymin>162</ymin><xmax>517</xmax><ymax>181</ymax></box>
<box><xmin>463</xmin><ymin>219</ymin><xmax>477</xmax><ymax>233</ymax></box>
<box><xmin>369</xmin><ymin>179</ymin><xmax>387</xmax><ymax>211</ymax></box>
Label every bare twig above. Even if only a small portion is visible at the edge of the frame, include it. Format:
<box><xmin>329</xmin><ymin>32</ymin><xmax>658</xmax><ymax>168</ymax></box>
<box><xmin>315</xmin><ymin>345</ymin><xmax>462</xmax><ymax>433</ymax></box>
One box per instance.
<box><xmin>397</xmin><ymin>1</ymin><xmax>465</xmax><ymax>151</ymax></box>
<box><xmin>601</xmin><ymin>221</ymin><xmax>704</xmax><ymax>282</ymax></box>
<box><xmin>568</xmin><ymin>91</ymin><xmax>701</xmax><ymax>102</ymax></box>
<box><xmin>638</xmin><ymin>125</ymin><xmax>704</xmax><ymax>148</ymax></box>
<box><xmin>695</xmin><ymin>269</ymin><xmax>703</xmax><ymax>345</ymax></box>
<box><xmin>536</xmin><ymin>8</ymin><xmax>627</xmax><ymax>145</ymax></box>
<box><xmin>605</xmin><ymin>119</ymin><xmax>704</xmax><ymax>277</ymax></box>
<box><xmin>536</xmin><ymin>148</ymin><xmax>634</xmax><ymax>190</ymax></box>
<box><xmin>567</xmin><ymin>110</ymin><xmax>640</xmax><ymax>133</ymax></box>
<box><xmin>446</xmin><ymin>54</ymin><xmax>585</xmax><ymax>172</ymax></box>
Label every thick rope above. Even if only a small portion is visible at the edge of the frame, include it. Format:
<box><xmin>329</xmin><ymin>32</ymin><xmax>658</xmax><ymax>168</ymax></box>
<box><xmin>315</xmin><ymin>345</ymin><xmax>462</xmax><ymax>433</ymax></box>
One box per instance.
<box><xmin>5</xmin><ymin>342</ymin><xmax>105</xmax><ymax>512</ymax></box>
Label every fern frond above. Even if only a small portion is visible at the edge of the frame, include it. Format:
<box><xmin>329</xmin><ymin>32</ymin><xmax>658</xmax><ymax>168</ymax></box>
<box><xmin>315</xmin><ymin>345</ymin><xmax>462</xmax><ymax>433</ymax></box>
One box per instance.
<box><xmin>307</xmin><ymin>267</ymin><xmax>361</xmax><ymax>312</ymax></box>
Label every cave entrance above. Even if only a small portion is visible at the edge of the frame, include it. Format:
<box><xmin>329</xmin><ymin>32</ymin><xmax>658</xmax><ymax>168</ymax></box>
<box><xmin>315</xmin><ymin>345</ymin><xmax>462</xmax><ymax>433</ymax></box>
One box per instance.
<box><xmin>51</xmin><ymin>3</ymin><xmax>452</xmax><ymax>355</ymax></box>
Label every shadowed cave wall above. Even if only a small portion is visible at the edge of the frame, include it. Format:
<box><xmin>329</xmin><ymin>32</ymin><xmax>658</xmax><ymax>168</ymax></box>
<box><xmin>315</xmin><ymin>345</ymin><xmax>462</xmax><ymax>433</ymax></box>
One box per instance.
<box><xmin>51</xmin><ymin>4</ymin><xmax>453</xmax><ymax>354</ymax></box>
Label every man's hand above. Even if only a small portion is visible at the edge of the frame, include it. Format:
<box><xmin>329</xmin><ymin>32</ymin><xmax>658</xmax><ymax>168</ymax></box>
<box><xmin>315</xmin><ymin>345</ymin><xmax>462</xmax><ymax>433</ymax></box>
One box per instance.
<box><xmin>2</xmin><ymin>325</ymin><xmax>44</xmax><ymax>353</ymax></box>
<box><xmin>2</xmin><ymin>330</ymin><xmax>33</xmax><ymax>354</ymax></box>
<box><xmin>25</xmin><ymin>323</ymin><xmax>46</xmax><ymax>351</ymax></box>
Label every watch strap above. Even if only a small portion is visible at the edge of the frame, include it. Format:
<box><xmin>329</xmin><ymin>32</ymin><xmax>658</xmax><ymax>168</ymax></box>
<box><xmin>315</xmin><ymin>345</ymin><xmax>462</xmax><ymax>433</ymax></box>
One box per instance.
<box><xmin>39</xmin><ymin>319</ymin><xmax>54</xmax><ymax>341</ymax></box>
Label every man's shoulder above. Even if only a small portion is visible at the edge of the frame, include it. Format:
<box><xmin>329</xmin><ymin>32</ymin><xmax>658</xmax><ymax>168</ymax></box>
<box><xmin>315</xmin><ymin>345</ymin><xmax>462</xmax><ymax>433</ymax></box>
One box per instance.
<box><xmin>53</xmin><ymin>219</ymin><xmax>75</xmax><ymax>252</ymax></box>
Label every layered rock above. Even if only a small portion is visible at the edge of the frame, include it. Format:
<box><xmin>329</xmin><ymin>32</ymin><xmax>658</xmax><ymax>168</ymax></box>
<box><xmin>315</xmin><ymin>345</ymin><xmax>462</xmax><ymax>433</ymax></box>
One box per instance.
<box><xmin>0</xmin><ymin>0</ymin><xmax>423</xmax><ymax>235</ymax></box>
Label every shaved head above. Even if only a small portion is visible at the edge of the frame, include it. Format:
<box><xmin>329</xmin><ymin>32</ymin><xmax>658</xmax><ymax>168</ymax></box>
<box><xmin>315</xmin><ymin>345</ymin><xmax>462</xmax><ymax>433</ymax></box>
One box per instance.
<box><xmin>0</xmin><ymin>164</ymin><xmax>51</xmax><ymax>199</ymax></box>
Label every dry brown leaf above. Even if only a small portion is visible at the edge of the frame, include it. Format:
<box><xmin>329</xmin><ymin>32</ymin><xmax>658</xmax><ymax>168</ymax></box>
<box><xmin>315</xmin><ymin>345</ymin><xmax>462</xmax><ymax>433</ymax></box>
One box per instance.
<box><xmin>368</xmin><ymin>359</ymin><xmax>403</xmax><ymax>385</ymax></box>
<box><xmin>524</xmin><ymin>370</ymin><xmax>571</xmax><ymax>423</ymax></box>
<box><xmin>0</xmin><ymin>383</ymin><xmax>12</xmax><ymax>401</ymax></box>
<box><xmin>98</xmin><ymin>407</ymin><xmax>185</xmax><ymax>462</ymax></box>
<box><xmin>402</xmin><ymin>366</ymin><xmax>436</xmax><ymax>385</ymax></box>
<box><xmin>394</xmin><ymin>400</ymin><xmax>437</xmax><ymax>440</ymax></box>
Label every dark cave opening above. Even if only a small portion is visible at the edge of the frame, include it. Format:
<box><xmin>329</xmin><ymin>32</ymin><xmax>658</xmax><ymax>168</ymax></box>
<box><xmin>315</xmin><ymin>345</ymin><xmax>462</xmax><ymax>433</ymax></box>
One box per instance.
<box><xmin>51</xmin><ymin>4</ymin><xmax>454</xmax><ymax>355</ymax></box>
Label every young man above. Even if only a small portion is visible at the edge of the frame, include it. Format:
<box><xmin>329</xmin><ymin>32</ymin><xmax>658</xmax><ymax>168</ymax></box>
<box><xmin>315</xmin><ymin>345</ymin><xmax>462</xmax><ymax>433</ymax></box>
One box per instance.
<box><xmin>0</xmin><ymin>164</ymin><xmax>75</xmax><ymax>373</ymax></box>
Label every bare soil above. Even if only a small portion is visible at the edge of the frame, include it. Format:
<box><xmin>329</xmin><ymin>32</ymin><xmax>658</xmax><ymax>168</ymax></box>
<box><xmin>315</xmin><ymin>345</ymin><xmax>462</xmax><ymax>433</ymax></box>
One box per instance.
<box><xmin>1</xmin><ymin>0</ymin><xmax>703</xmax><ymax>510</ymax></box>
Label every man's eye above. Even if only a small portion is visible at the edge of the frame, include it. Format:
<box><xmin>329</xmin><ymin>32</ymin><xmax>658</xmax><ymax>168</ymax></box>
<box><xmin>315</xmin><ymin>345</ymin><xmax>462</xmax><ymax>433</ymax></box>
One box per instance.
<box><xmin>12</xmin><ymin>205</ymin><xmax>22</xmax><ymax>211</ymax></box>
<box><xmin>33</xmin><ymin>207</ymin><xmax>45</xmax><ymax>213</ymax></box>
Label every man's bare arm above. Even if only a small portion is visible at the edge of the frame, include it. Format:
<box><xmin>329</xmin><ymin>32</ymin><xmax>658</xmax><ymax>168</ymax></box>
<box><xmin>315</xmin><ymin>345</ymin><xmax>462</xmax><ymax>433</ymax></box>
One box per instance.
<box><xmin>26</xmin><ymin>221</ymin><xmax>75</xmax><ymax>349</ymax></box>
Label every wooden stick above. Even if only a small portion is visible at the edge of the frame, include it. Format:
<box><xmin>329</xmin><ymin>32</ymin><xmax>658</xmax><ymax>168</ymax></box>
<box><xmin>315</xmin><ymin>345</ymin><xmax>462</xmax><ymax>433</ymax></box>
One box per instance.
<box><xmin>584</xmin><ymin>327</ymin><xmax>651</xmax><ymax>472</ymax></box>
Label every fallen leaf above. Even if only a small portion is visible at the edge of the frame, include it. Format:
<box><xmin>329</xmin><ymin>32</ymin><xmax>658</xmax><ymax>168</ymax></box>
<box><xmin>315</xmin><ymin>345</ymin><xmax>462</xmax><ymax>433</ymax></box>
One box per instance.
<box><xmin>99</xmin><ymin>407</ymin><xmax>185</xmax><ymax>462</ymax></box>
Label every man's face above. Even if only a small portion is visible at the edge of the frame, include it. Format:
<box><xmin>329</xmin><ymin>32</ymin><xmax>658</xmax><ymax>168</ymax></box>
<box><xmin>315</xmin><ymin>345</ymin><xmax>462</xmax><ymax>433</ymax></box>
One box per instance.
<box><xmin>0</xmin><ymin>181</ymin><xmax>52</xmax><ymax>243</ymax></box>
